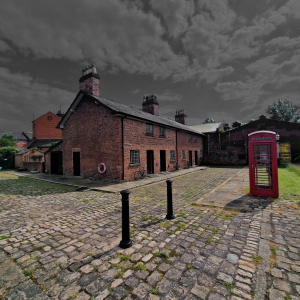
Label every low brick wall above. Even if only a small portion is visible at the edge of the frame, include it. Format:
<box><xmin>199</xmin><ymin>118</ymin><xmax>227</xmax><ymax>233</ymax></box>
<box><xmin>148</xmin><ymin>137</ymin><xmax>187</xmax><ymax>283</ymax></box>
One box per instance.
<box><xmin>205</xmin><ymin>149</ymin><xmax>247</xmax><ymax>165</ymax></box>
<box><xmin>23</xmin><ymin>162</ymin><xmax>44</xmax><ymax>172</ymax></box>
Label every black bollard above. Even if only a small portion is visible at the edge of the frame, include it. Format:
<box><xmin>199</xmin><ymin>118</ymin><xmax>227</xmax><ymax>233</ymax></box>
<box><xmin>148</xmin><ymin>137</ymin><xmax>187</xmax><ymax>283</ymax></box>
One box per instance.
<box><xmin>119</xmin><ymin>189</ymin><xmax>133</xmax><ymax>249</ymax></box>
<box><xmin>166</xmin><ymin>179</ymin><xmax>175</xmax><ymax>220</ymax></box>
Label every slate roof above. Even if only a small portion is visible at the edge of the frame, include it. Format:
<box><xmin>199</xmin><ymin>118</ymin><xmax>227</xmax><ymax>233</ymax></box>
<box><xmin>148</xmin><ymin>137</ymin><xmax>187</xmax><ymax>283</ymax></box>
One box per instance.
<box><xmin>15</xmin><ymin>149</ymin><xmax>31</xmax><ymax>156</ymax></box>
<box><xmin>28</xmin><ymin>139</ymin><xmax>62</xmax><ymax>148</ymax></box>
<box><xmin>0</xmin><ymin>131</ymin><xmax>32</xmax><ymax>140</ymax></box>
<box><xmin>58</xmin><ymin>91</ymin><xmax>205</xmax><ymax>136</ymax></box>
<box><xmin>189</xmin><ymin>123</ymin><xmax>223</xmax><ymax>134</ymax></box>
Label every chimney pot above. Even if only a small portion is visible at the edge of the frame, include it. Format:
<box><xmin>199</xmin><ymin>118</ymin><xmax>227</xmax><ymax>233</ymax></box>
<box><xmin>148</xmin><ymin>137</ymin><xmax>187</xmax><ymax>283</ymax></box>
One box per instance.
<box><xmin>79</xmin><ymin>64</ymin><xmax>100</xmax><ymax>97</ymax></box>
<box><xmin>175</xmin><ymin>109</ymin><xmax>187</xmax><ymax>125</ymax></box>
<box><xmin>142</xmin><ymin>94</ymin><xmax>159</xmax><ymax>115</ymax></box>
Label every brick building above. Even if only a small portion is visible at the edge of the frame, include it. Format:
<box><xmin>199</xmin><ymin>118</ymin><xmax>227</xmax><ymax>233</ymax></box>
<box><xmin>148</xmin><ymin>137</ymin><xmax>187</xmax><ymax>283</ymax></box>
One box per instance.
<box><xmin>45</xmin><ymin>65</ymin><xmax>204</xmax><ymax>181</ymax></box>
<box><xmin>0</xmin><ymin>131</ymin><xmax>32</xmax><ymax>150</ymax></box>
<box><xmin>28</xmin><ymin>111</ymin><xmax>62</xmax><ymax>152</ymax></box>
<box><xmin>15</xmin><ymin>148</ymin><xmax>44</xmax><ymax>172</ymax></box>
<box><xmin>197</xmin><ymin>116</ymin><xmax>300</xmax><ymax>165</ymax></box>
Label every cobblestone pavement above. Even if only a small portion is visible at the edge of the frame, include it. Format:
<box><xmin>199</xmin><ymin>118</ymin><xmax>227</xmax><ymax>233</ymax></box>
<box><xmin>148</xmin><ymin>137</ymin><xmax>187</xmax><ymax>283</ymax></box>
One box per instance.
<box><xmin>1</xmin><ymin>167</ymin><xmax>300</xmax><ymax>300</ymax></box>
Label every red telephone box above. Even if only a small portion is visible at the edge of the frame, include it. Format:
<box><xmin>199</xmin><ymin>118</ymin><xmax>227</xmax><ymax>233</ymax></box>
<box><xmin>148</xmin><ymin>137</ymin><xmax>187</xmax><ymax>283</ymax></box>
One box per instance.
<box><xmin>248</xmin><ymin>131</ymin><xmax>279</xmax><ymax>198</ymax></box>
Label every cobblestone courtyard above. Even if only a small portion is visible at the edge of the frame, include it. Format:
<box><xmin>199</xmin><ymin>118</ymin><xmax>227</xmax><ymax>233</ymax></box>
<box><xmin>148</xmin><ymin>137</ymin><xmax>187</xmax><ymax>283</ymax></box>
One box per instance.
<box><xmin>1</xmin><ymin>167</ymin><xmax>300</xmax><ymax>300</ymax></box>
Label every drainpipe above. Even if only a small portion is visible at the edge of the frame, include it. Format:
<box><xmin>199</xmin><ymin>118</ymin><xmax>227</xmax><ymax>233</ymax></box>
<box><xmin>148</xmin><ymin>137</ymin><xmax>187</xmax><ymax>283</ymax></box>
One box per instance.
<box><xmin>121</xmin><ymin>117</ymin><xmax>125</xmax><ymax>180</ymax></box>
<box><xmin>176</xmin><ymin>130</ymin><xmax>178</xmax><ymax>170</ymax></box>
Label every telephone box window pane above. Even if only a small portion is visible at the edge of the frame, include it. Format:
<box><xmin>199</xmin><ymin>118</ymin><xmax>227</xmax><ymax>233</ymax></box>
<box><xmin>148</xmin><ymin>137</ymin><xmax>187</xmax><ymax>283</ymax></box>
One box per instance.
<box><xmin>253</xmin><ymin>144</ymin><xmax>273</xmax><ymax>190</ymax></box>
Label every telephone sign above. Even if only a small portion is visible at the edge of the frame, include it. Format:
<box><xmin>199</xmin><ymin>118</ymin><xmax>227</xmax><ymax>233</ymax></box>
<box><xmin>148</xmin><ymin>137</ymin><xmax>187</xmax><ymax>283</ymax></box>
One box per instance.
<box><xmin>248</xmin><ymin>131</ymin><xmax>279</xmax><ymax>198</ymax></box>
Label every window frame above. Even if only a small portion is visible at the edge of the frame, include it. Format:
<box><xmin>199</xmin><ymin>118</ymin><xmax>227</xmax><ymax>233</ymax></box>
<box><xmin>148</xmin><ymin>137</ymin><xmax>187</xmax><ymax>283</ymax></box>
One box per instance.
<box><xmin>130</xmin><ymin>150</ymin><xmax>140</xmax><ymax>164</ymax></box>
<box><xmin>159</xmin><ymin>126</ymin><xmax>165</xmax><ymax>137</ymax></box>
<box><xmin>146</xmin><ymin>124</ymin><xmax>153</xmax><ymax>135</ymax></box>
<box><xmin>188</xmin><ymin>134</ymin><xmax>192</xmax><ymax>142</ymax></box>
<box><xmin>194</xmin><ymin>136</ymin><xmax>197</xmax><ymax>142</ymax></box>
<box><xmin>170</xmin><ymin>150</ymin><xmax>175</xmax><ymax>161</ymax></box>
<box><xmin>182</xmin><ymin>150</ymin><xmax>186</xmax><ymax>160</ymax></box>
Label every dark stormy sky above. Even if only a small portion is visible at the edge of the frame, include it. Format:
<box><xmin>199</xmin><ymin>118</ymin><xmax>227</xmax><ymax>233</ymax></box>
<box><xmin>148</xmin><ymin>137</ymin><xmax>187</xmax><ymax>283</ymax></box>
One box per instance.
<box><xmin>0</xmin><ymin>0</ymin><xmax>300</xmax><ymax>132</ymax></box>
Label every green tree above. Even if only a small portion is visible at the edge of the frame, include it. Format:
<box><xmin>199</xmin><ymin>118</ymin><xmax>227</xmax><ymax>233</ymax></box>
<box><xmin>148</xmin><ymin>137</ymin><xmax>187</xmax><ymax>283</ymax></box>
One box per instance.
<box><xmin>232</xmin><ymin>121</ymin><xmax>242</xmax><ymax>128</ymax></box>
<box><xmin>203</xmin><ymin>117</ymin><xmax>215</xmax><ymax>124</ymax></box>
<box><xmin>0</xmin><ymin>147</ymin><xmax>18</xmax><ymax>169</ymax></box>
<box><xmin>0</xmin><ymin>134</ymin><xmax>17</xmax><ymax>148</ymax></box>
<box><xmin>266</xmin><ymin>99</ymin><xmax>300</xmax><ymax>122</ymax></box>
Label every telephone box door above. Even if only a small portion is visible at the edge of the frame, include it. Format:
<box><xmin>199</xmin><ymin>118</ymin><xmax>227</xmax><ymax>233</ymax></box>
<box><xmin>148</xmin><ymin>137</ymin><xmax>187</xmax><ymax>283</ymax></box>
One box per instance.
<box><xmin>248</xmin><ymin>131</ymin><xmax>279</xmax><ymax>198</ymax></box>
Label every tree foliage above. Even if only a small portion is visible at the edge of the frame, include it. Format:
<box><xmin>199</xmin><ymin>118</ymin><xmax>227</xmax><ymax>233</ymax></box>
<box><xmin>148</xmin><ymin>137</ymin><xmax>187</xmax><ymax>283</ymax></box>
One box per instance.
<box><xmin>0</xmin><ymin>147</ymin><xmax>18</xmax><ymax>169</ymax></box>
<box><xmin>203</xmin><ymin>117</ymin><xmax>215</xmax><ymax>124</ymax></box>
<box><xmin>0</xmin><ymin>134</ymin><xmax>17</xmax><ymax>148</ymax></box>
<box><xmin>266</xmin><ymin>99</ymin><xmax>300</xmax><ymax>122</ymax></box>
<box><xmin>232</xmin><ymin>121</ymin><xmax>242</xmax><ymax>128</ymax></box>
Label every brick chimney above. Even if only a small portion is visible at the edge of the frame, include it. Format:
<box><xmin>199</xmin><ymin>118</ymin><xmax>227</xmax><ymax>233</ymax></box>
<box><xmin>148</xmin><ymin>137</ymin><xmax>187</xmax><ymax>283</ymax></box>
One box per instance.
<box><xmin>142</xmin><ymin>95</ymin><xmax>159</xmax><ymax>115</ymax></box>
<box><xmin>79</xmin><ymin>64</ymin><xmax>100</xmax><ymax>97</ymax></box>
<box><xmin>175</xmin><ymin>109</ymin><xmax>187</xmax><ymax>125</ymax></box>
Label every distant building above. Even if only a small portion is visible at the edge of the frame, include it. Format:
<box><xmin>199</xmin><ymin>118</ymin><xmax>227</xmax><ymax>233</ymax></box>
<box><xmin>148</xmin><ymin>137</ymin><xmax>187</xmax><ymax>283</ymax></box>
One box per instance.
<box><xmin>192</xmin><ymin>116</ymin><xmax>300</xmax><ymax>165</ymax></box>
<box><xmin>27</xmin><ymin>111</ymin><xmax>62</xmax><ymax>152</ymax></box>
<box><xmin>0</xmin><ymin>131</ymin><xmax>32</xmax><ymax>150</ymax></box>
<box><xmin>15</xmin><ymin>148</ymin><xmax>44</xmax><ymax>172</ymax></box>
<box><xmin>45</xmin><ymin>65</ymin><xmax>204</xmax><ymax>181</ymax></box>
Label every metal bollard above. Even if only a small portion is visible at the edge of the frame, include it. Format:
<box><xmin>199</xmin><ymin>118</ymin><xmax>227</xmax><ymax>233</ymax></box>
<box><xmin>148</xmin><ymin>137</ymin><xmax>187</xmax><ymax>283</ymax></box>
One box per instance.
<box><xmin>166</xmin><ymin>179</ymin><xmax>175</xmax><ymax>220</ymax></box>
<box><xmin>119</xmin><ymin>189</ymin><xmax>133</xmax><ymax>249</ymax></box>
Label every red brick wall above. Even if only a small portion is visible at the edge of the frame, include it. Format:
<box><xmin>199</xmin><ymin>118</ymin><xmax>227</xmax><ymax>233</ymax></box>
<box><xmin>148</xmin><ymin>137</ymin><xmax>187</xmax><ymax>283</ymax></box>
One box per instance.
<box><xmin>79</xmin><ymin>76</ymin><xmax>100</xmax><ymax>97</ymax></box>
<box><xmin>44</xmin><ymin>143</ymin><xmax>63</xmax><ymax>173</ymax></box>
<box><xmin>33</xmin><ymin>112</ymin><xmax>62</xmax><ymax>139</ymax></box>
<box><xmin>142</xmin><ymin>103</ymin><xmax>159</xmax><ymax>115</ymax></box>
<box><xmin>15</xmin><ymin>155</ymin><xmax>24</xmax><ymax>168</ymax></box>
<box><xmin>123</xmin><ymin>119</ymin><xmax>203</xmax><ymax>181</ymax></box>
<box><xmin>23</xmin><ymin>162</ymin><xmax>44</xmax><ymax>172</ymax></box>
<box><xmin>60</xmin><ymin>99</ymin><xmax>123</xmax><ymax>181</ymax></box>
<box><xmin>47</xmin><ymin>96</ymin><xmax>203</xmax><ymax>181</ymax></box>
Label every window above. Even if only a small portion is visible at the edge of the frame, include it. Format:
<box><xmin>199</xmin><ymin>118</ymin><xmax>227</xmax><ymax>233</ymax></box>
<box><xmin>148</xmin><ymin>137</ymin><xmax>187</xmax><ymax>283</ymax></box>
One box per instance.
<box><xmin>170</xmin><ymin>150</ymin><xmax>175</xmax><ymax>161</ymax></box>
<box><xmin>182</xmin><ymin>150</ymin><xmax>186</xmax><ymax>160</ymax></box>
<box><xmin>194</xmin><ymin>136</ymin><xmax>197</xmax><ymax>142</ymax></box>
<box><xmin>188</xmin><ymin>134</ymin><xmax>192</xmax><ymax>141</ymax></box>
<box><xmin>159</xmin><ymin>127</ymin><xmax>165</xmax><ymax>137</ymax></box>
<box><xmin>146</xmin><ymin>124</ymin><xmax>153</xmax><ymax>135</ymax></box>
<box><xmin>130</xmin><ymin>150</ymin><xmax>140</xmax><ymax>164</ymax></box>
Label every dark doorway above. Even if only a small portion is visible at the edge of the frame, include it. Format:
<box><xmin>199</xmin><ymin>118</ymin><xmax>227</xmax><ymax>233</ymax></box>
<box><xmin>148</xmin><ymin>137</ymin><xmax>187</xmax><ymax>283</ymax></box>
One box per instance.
<box><xmin>189</xmin><ymin>151</ymin><xmax>193</xmax><ymax>166</ymax></box>
<box><xmin>147</xmin><ymin>150</ymin><xmax>154</xmax><ymax>174</ymax></box>
<box><xmin>51</xmin><ymin>151</ymin><xmax>63</xmax><ymax>175</ymax></box>
<box><xmin>73</xmin><ymin>152</ymin><xmax>81</xmax><ymax>176</ymax></box>
<box><xmin>160</xmin><ymin>150</ymin><xmax>166</xmax><ymax>172</ymax></box>
<box><xmin>195</xmin><ymin>151</ymin><xmax>198</xmax><ymax>166</ymax></box>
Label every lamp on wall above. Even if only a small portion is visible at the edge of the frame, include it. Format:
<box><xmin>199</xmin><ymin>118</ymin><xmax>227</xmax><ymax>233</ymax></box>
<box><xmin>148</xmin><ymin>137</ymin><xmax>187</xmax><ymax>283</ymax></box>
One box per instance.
<box><xmin>276</xmin><ymin>132</ymin><xmax>280</xmax><ymax>141</ymax></box>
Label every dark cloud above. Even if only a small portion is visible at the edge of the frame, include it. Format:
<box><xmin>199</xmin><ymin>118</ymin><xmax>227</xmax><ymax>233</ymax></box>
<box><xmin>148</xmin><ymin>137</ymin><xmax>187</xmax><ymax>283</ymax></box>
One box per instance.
<box><xmin>0</xmin><ymin>0</ymin><xmax>300</xmax><ymax>131</ymax></box>
<box><xmin>0</xmin><ymin>67</ymin><xmax>74</xmax><ymax>131</ymax></box>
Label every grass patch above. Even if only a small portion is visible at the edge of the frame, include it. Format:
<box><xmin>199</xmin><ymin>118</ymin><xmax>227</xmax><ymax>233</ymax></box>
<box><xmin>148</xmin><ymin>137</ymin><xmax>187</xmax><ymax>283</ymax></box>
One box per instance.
<box><xmin>24</xmin><ymin>270</ymin><xmax>34</xmax><ymax>277</ymax></box>
<box><xmin>155</xmin><ymin>252</ymin><xmax>169</xmax><ymax>259</ymax></box>
<box><xmin>135</xmin><ymin>262</ymin><xmax>146</xmax><ymax>271</ymax></box>
<box><xmin>223</xmin><ymin>282</ymin><xmax>232</xmax><ymax>290</ymax></box>
<box><xmin>0</xmin><ymin>234</ymin><xmax>12</xmax><ymax>240</ymax></box>
<box><xmin>270</xmin><ymin>247</ymin><xmax>277</xmax><ymax>256</ymax></box>
<box><xmin>120</xmin><ymin>255</ymin><xmax>130</xmax><ymax>261</ymax></box>
<box><xmin>150</xmin><ymin>288</ymin><xmax>158</xmax><ymax>295</ymax></box>
<box><xmin>251</xmin><ymin>254</ymin><xmax>263</xmax><ymax>265</ymax></box>
<box><xmin>159</xmin><ymin>220</ymin><xmax>171</xmax><ymax>229</ymax></box>
<box><xmin>278</xmin><ymin>165</ymin><xmax>300</xmax><ymax>201</ymax></box>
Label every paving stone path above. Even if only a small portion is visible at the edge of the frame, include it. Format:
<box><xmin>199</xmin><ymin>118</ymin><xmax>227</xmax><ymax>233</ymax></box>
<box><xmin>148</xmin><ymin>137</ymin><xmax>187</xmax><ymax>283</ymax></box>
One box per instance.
<box><xmin>1</xmin><ymin>167</ymin><xmax>300</xmax><ymax>300</ymax></box>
